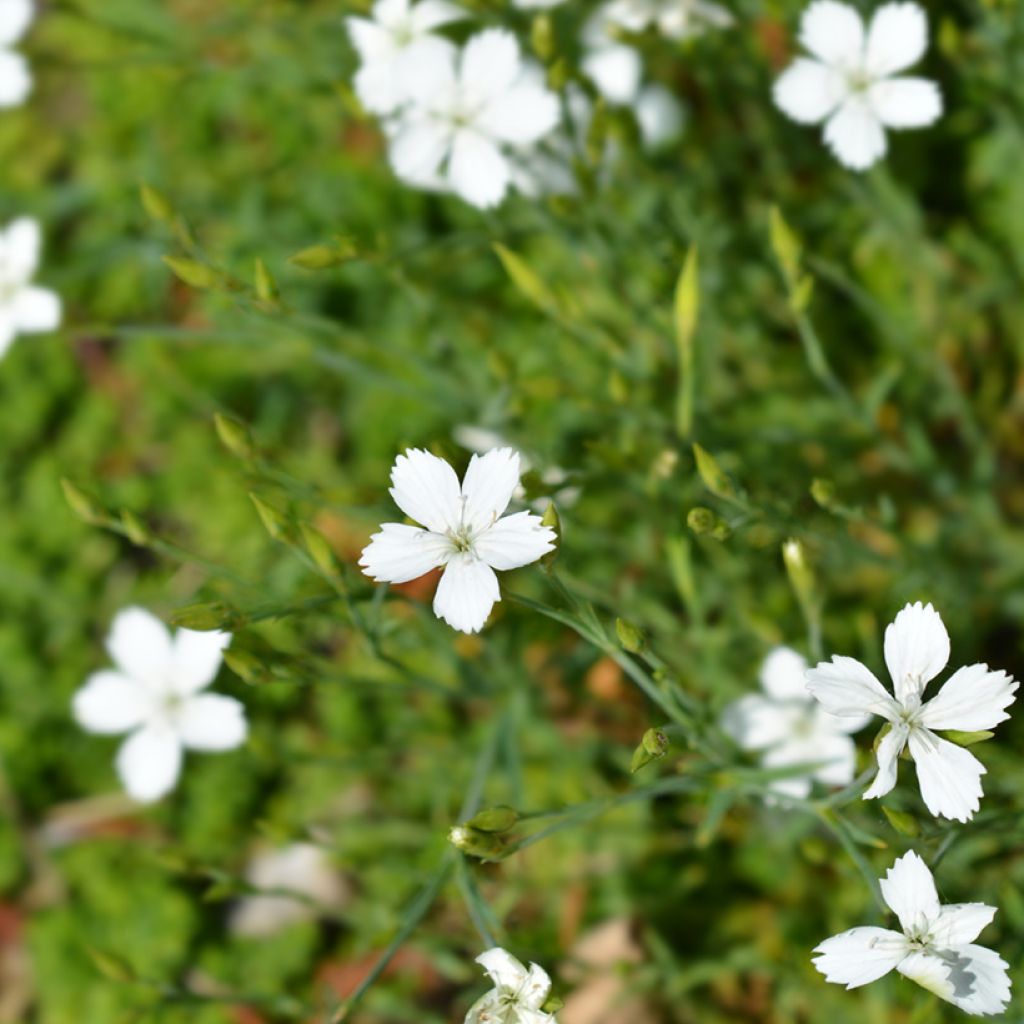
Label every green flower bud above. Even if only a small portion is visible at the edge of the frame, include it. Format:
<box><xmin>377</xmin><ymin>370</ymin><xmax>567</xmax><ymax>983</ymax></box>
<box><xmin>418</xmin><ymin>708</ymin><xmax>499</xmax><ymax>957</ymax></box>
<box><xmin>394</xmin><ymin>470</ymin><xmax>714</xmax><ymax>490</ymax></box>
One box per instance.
<box><xmin>686</xmin><ymin>507</ymin><xmax>717</xmax><ymax>535</ymax></box>
<box><xmin>447</xmin><ymin>825</ymin><xmax>507</xmax><ymax>861</ymax></box>
<box><xmin>214</xmin><ymin>413</ymin><xmax>257</xmax><ymax>461</ymax></box>
<box><xmin>615</xmin><ymin>617</ymin><xmax>645</xmax><ymax>654</ymax></box>
<box><xmin>465</xmin><ymin>806</ymin><xmax>520</xmax><ymax>833</ymax></box>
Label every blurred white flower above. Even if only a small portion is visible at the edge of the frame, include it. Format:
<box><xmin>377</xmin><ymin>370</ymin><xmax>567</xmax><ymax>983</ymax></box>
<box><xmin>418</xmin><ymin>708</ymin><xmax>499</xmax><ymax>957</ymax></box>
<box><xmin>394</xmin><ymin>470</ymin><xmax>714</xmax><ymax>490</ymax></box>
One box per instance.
<box><xmin>360</xmin><ymin>447</ymin><xmax>556</xmax><ymax>633</ymax></box>
<box><xmin>387</xmin><ymin>29</ymin><xmax>560</xmax><ymax>208</ymax></box>
<box><xmin>0</xmin><ymin>0</ymin><xmax>33</xmax><ymax>108</ymax></box>
<box><xmin>723</xmin><ymin>646</ymin><xmax>867</xmax><ymax>799</ymax></box>
<box><xmin>230</xmin><ymin>843</ymin><xmax>348</xmax><ymax>938</ymax></box>
<box><xmin>582</xmin><ymin>8</ymin><xmax>644</xmax><ymax>105</ymax></box>
<box><xmin>465</xmin><ymin>947</ymin><xmax>559</xmax><ymax>1024</ymax></box>
<box><xmin>72</xmin><ymin>607</ymin><xmax>246</xmax><ymax>803</ymax></box>
<box><xmin>813</xmin><ymin>851</ymin><xmax>1011</xmax><ymax>1016</ymax></box>
<box><xmin>513</xmin><ymin>0</ymin><xmax>567</xmax><ymax>7</ymax></box>
<box><xmin>0</xmin><ymin>217</ymin><xmax>61</xmax><ymax>359</ymax></box>
<box><xmin>346</xmin><ymin>0</ymin><xmax>464</xmax><ymax>116</ymax></box>
<box><xmin>806</xmin><ymin>601</ymin><xmax>1018</xmax><ymax>822</ymax></box>
<box><xmin>773</xmin><ymin>0</ymin><xmax>942</xmax><ymax>170</ymax></box>
<box><xmin>604</xmin><ymin>0</ymin><xmax>733</xmax><ymax>40</ymax></box>
<box><xmin>636</xmin><ymin>84</ymin><xmax>684</xmax><ymax>148</ymax></box>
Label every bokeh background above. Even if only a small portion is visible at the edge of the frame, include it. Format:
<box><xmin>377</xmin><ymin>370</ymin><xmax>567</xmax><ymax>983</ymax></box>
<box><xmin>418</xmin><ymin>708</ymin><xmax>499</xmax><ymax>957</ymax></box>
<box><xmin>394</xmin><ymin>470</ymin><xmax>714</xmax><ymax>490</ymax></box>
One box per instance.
<box><xmin>2</xmin><ymin>0</ymin><xmax>1024</xmax><ymax>1021</ymax></box>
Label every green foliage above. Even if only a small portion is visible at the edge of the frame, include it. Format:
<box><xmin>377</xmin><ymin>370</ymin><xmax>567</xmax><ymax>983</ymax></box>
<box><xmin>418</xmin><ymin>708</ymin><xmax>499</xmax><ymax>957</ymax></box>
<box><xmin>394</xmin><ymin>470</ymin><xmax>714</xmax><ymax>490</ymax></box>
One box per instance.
<box><xmin>3</xmin><ymin>1</ymin><xmax>1024</xmax><ymax>1022</ymax></box>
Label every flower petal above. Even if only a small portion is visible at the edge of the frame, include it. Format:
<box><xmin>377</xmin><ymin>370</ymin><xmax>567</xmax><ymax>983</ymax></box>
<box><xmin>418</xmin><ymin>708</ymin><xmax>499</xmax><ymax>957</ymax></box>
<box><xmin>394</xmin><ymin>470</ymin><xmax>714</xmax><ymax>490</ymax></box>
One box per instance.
<box><xmin>823</xmin><ymin>99</ymin><xmax>887</xmax><ymax>170</ymax></box>
<box><xmin>432</xmin><ymin>554</ymin><xmax>500</xmax><ymax>633</ymax></box>
<box><xmin>475</xmin><ymin>947</ymin><xmax>528</xmax><ymax>991</ymax></box>
<box><xmin>460</xmin><ymin>448</ymin><xmax>521</xmax><ymax>531</ymax></box>
<box><xmin>582</xmin><ymin>44</ymin><xmax>643</xmax><ymax>105</ymax></box>
<box><xmin>345</xmin><ymin>16</ymin><xmax>391</xmax><ymax>63</ymax></box>
<box><xmin>863</xmin><ymin>723</ymin><xmax>907</xmax><ymax>800</ymax></box>
<box><xmin>928</xmin><ymin>904</ymin><xmax>997</xmax><ymax>949</ymax></box>
<box><xmin>106</xmin><ymin>606</ymin><xmax>174</xmax><ymax>689</ymax></box>
<box><xmin>409</xmin><ymin>0</ymin><xmax>464</xmax><ymax>32</ymax></box>
<box><xmin>72</xmin><ymin>671</ymin><xmax>150</xmax><ymax>735</ymax></box>
<box><xmin>879</xmin><ymin>850</ymin><xmax>939</xmax><ymax>934</ymax></box>
<box><xmin>519</xmin><ymin>963</ymin><xmax>553</xmax><ymax>1010</ymax></box>
<box><xmin>171</xmin><ymin>628</ymin><xmax>231</xmax><ymax>694</ymax></box>
<box><xmin>459</xmin><ymin>29</ymin><xmax>521</xmax><ymax>102</ymax></box>
<box><xmin>11</xmin><ymin>286</ymin><xmax>61</xmax><ymax>333</ymax></box>
<box><xmin>116</xmin><ymin>726</ymin><xmax>183</xmax><ymax>803</ymax></box>
<box><xmin>722</xmin><ymin>695</ymin><xmax>802</xmax><ymax>751</ymax></box>
<box><xmin>389</xmin><ymin>118</ymin><xmax>452</xmax><ymax>188</ymax></box>
<box><xmin>0</xmin><ymin>217</ymin><xmax>40</xmax><ymax>281</ymax></box>
<box><xmin>812</xmin><ymin>926</ymin><xmax>908</xmax><ymax>988</ymax></box>
<box><xmin>944</xmin><ymin>944</ymin><xmax>1013</xmax><ymax>1016</ymax></box>
<box><xmin>479</xmin><ymin>81</ymin><xmax>560</xmax><ymax>146</ymax></box>
<box><xmin>474</xmin><ymin>511</ymin><xmax>555</xmax><ymax>571</ymax></box>
<box><xmin>908</xmin><ymin>728</ymin><xmax>985</xmax><ymax>823</ymax></box>
<box><xmin>799</xmin><ymin>1</ymin><xmax>865</xmax><ymax>69</ymax></box>
<box><xmin>773</xmin><ymin>58</ymin><xmax>847</xmax><ymax>125</ymax></box>
<box><xmin>0</xmin><ymin>50</ymin><xmax>31</xmax><ymax>108</ymax></box>
<box><xmin>0</xmin><ymin>0</ymin><xmax>33</xmax><ymax>46</ymax></box>
<box><xmin>388</xmin><ymin>448</ymin><xmax>463</xmax><ymax>534</ymax></box>
<box><xmin>805</xmin><ymin>656</ymin><xmax>898</xmax><ymax>721</ymax></box>
<box><xmin>918</xmin><ymin>663</ymin><xmax>1018</xmax><ymax>733</ymax></box>
<box><xmin>177</xmin><ymin>694</ymin><xmax>248</xmax><ymax>751</ymax></box>
<box><xmin>448</xmin><ymin>131</ymin><xmax>510</xmax><ymax>209</ymax></box>
<box><xmin>865</xmin><ymin>2</ymin><xmax>928</xmax><ymax>78</ymax></box>
<box><xmin>359</xmin><ymin>522</ymin><xmax>450</xmax><ymax>583</ymax></box>
<box><xmin>884</xmin><ymin>602</ymin><xmax>950</xmax><ymax>704</ymax></box>
<box><xmin>896</xmin><ymin>950</ymin><xmax>955</xmax><ymax>1004</ymax></box>
<box><xmin>760</xmin><ymin>646</ymin><xmax>810</xmax><ymax>700</ymax></box>
<box><xmin>868</xmin><ymin>76</ymin><xmax>942</xmax><ymax>128</ymax></box>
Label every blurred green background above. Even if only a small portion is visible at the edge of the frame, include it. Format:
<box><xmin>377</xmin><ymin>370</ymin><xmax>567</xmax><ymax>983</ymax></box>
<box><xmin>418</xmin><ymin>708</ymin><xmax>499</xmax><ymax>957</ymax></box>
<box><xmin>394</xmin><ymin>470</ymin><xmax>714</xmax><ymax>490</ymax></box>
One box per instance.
<box><xmin>2</xmin><ymin>0</ymin><xmax>1023</xmax><ymax>1021</ymax></box>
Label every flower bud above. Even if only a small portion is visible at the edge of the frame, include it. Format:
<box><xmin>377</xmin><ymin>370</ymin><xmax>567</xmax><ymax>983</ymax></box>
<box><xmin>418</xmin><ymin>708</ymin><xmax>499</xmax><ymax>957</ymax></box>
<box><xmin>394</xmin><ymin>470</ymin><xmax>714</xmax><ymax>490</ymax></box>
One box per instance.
<box><xmin>465</xmin><ymin>806</ymin><xmax>520</xmax><ymax>833</ymax></box>
<box><xmin>162</xmin><ymin>255</ymin><xmax>224</xmax><ymax>290</ymax></box>
<box><xmin>531</xmin><ymin>14</ymin><xmax>555</xmax><ymax>63</ymax></box>
<box><xmin>214</xmin><ymin>413</ymin><xmax>257</xmax><ymax>461</ymax></box>
<box><xmin>61</xmin><ymin>478</ymin><xmax>107</xmax><ymax>525</ymax></box>
<box><xmin>172</xmin><ymin>601</ymin><xmax>243</xmax><ymax>632</ymax></box>
<box><xmin>289</xmin><ymin>238</ymin><xmax>357</xmax><ymax>270</ymax></box>
<box><xmin>447</xmin><ymin>825</ymin><xmax>507</xmax><ymax>861</ymax></box>
<box><xmin>254</xmin><ymin>258</ymin><xmax>279</xmax><ymax>304</ymax></box>
<box><xmin>810</xmin><ymin>477</ymin><xmax>836</xmax><ymax>509</ymax></box>
<box><xmin>615</xmin><ymin>617</ymin><xmax>645</xmax><ymax>654</ymax></box>
<box><xmin>139</xmin><ymin>183</ymin><xmax>174</xmax><ymax>223</ymax></box>
<box><xmin>686</xmin><ymin>506</ymin><xmax>717</xmax><ymax>535</ymax></box>
<box><xmin>222</xmin><ymin>648</ymin><xmax>269</xmax><ymax>684</ymax></box>
<box><xmin>120</xmin><ymin>509</ymin><xmax>150</xmax><ymax>546</ymax></box>
<box><xmin>630</xmin><ymin>728</ymin><xmax>669</xmax><ymax>773</ymax></box>
<box><xmin>250</xmin><ymin>493</ymin><xmax>291</xmax><ymax>542</ymax></box>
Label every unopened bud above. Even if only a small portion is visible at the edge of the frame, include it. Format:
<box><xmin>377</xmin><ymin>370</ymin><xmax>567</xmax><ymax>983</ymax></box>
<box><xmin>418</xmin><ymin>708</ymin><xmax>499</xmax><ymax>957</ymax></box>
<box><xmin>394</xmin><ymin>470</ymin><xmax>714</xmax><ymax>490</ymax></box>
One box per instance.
<box><xmin>254</xmin><ymin>258</ymin><xmax>279</xmax><ymax>304</ymax></box>
<box><xmin>162</xmin><ymin>255</ymin><xmax>223</xmax><ymax>290</ymax></box>
<box><xmin>222</xmin><ymin>648</ymin><xmax>269</xmax><ymax>684</ymax></box>
<box><xmin>686</xmin><ymin>507</ymin><xmax>716</xmax><ymax>535</ymax></box>
<box><xmin>250</xmin><ymin>493</ymin><xmax>291</xmax><ymax>542</ymax></box>
<box><xmin>465</xmin><ymin>806</ymin><xmax>520</xmax><ymax>833</ymax></box>
<box><xmin>172</xmin><ymin>601</ymin><xmax>243</xmax><ymax>632</ymax></box>
<box><xmin>289</xmin><ymin>239</ymin><xmax>357</xmax><ymax>270</ymax></box>
<box><xmin>120</xmin><ymin>509</ymin><xmax>150</xmax><ymax>546</ymax></box>
<box><xmin>810</xmin><ymin>477</ymin><xmax>836</xmax><ymax>509</ymax></box>
<box><xmin>615</xmin><ymin>618</ymin><xmax>645</xmax><ymax>654</ymax></box>
<box><xmin>692</xmin><ymin>443</ymin><xmax>738</xmax><ymax>502</ymax></box>
<box><xmin>630</xmin><ymin>728</ymin><xmax>669</xmax><ymax>773</ymax></box>
<box><xmin>139</xmin><ymin>183</ymin><xmax>174</xmax><ymax>223</ymax></box>
<box><xmin>447</xmin><ymin>825</ymin><xmax>507</xmax><ymax>861</ymax></box>
<box><xmin>782</xmin><ymin>538</ymin><xmax>814</xmax><ymax>602</ymax></box>
<box><xmin>214</xmin><ymin>413</ymin><xmax>257</xmax><ymax>461</ymax></box>
<box><xmin>301</xmin><ymin>522</ymin><xmax>341</xmax><ymax>581</ymax></box>
<box><xmin>540</xmin><ymin>502</ymin><xmax>560</xmax><ymax>568</ymax></box>
<box><xmin>531</xmin><ymin>14</ymin><xmax>555</xmax><ymax>62</ymax></box>
<box><xmin>61</xmin><ymin>478</ymin><xmax>107</xmax><ymax>525</ymax></box>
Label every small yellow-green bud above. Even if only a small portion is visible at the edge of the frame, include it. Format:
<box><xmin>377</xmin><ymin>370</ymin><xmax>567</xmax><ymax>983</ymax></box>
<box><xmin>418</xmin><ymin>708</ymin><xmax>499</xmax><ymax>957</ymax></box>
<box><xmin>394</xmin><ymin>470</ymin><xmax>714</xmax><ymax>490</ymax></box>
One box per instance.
<box><xmin>300</xmin><ymin>522</ymin><xmax>341</xmax><ymax>580</ymax></box>
<box><xmin>542</xmin><ymin>996</ymin><xmax>565</xmax><ymax>1014</ymax></box>
<box><xmin>630</xmin><ymin>728</ymin><xmax>669</xmax><ymax>773</ymax></box>
<box><xmin>288</xmin><ymin>239</ymin><xmax>357</xmax><ymax>270</ymax></box>
<box><xmin>214</xmin><ymin>413</ymin><xmax>257</xmax><ymax>461</ymax></box>
<box><xmin>465</xmin><ymin>806</ymin><xmax>520</xmax><ymax>833</ymax></box>
<box><xmin>222</xmin><ymin>648</ymin><xmax>269</xmax><ymax>684</ymax></box>
<box><xmin>61</xmin><ymin>478</ymin><xmax>107</xmax><ymax>525</ymax></box>
<box><xmin>120</xmin><ymin>509</ymin><xmax>150</xmax><ymax>546</ymax></box>
<box><xmin>139</xmin><ymin>183</ymin><xmax>174</xmax><ymax>223</ymax></box>
<box><xmin>250</xmin><ymin>493</ymin><xmax>291</xmax><ymax>542</ymax></box>
<box><xmin>162</xmin><ymin>255</ymin><xmax>223</xmax><ymax>290</ymax></box>
<box><xmin>782</xmin><ymin>538</ymin><xmax>815</xmax><ymax>605</ymax></box>
<box><xmin>686</xmin><ymin>506</ymin><xmax>717</xmax><ymax>535</ymax></box>
<box><xmin>172</xmin><ymin>602</ymin><xmax>243</xmax><ymax>632</ymax></box>
<box><xmin>531</xmin><ymin>14</ymin><xmax>555</xmax><ymax>62</ymax></box>
<box><xmin>254</xmin><ymin>258</ymin><xmax>279</xmax><ymax>303</ymax></box>
<box><xmin>692</xmin><ymin>443</ymin><xmax>738</xmax><ymax>502</ymax></box>
<box><xmin>447</xmin><ymin>825</ymin><xmax>507</xmax><ymax>861</ymax></box>
<box><xmin>615</xmin><ymin>617</ymin><xmax>645</xmax><ymax>654</ymax></box>
<box><xmin>810</xmin><ymin>477</ymin><xmax>836</xmax><ymax>509</ymax></box>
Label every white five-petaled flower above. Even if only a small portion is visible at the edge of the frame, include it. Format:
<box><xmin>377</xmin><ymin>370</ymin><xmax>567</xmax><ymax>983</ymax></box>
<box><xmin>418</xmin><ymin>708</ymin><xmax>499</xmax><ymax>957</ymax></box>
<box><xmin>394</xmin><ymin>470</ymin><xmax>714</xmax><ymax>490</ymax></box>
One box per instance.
<box><xmin>0</xmin><ymin>0</ymin><xmax>33</xmax><ymax>108</ymax></box>
<box><xmin>0</xmin><ymin>217</ymin><xmax>61</xmax><ymax>359</ymax></box>
<box><xmin>360</xmin><ymin>447</ymin><xmax>557</xmax><ymax>634</ymax></box>
<box><xmin>465</xmin><ymin>947</ymin><xmax>559</xmax><ymax>1024</ymax></box>
<box><xmin>813</xmin><ymin>851</ymin><xmax>1011</xmax><ymax>1016</ymax></box>
<box><xmin>773</xmin><ymin>1</ymin><xmax>942</xmax><ymax>170</ymax></box>
<box><xmin>806</xmin><ymin>602</ymin><xmax>1018</xmax><ymax>822</ymax></box>
<box><xmin>722</xmin><ymin>646</ymin><xmax>868</xmax><ymax>799</ymax></box>
<box><xmin>387</xmin><ymin>29</ymin><xmax>560</xmax><ymax>209</ymax></box>
<box><xmin>72</xmin><ymin>607</ymin><xmax>247</xmax><ymax>803</ymax></box>
<box><xmin>604</xmin><ymin>0</ymin><xmax>733</xmax><ymax>40</ymax></box>
<box><xmin>345</xmin><ymin>0</ymin><xmax>464</xmax><ymax>116</ymax></box>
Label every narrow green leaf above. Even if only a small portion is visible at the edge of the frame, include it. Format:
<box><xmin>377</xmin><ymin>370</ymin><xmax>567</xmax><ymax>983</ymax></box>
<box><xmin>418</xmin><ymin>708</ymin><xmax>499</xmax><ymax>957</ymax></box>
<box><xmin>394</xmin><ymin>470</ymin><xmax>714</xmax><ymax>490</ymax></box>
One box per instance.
<box><xmin>493</xmin><ymin>243</ymin><xmax>557</xmax><ymax>313</ymax></box>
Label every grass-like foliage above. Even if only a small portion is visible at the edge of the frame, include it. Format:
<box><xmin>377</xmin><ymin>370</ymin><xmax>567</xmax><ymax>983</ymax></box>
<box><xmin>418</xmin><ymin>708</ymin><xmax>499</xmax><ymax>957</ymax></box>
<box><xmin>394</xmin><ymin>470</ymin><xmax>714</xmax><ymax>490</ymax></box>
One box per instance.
<box><xmin>2</xmin><ymin>0</ymin><xmax>1024</xmax><ymax>1021</ymax></box>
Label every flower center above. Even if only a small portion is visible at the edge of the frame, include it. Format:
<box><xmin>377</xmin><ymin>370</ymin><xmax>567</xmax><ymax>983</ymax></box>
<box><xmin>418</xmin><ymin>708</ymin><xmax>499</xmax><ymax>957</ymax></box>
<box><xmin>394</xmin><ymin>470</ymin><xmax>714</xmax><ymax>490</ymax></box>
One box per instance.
<box><xmin>845</xmin><ymin>68</ymin><xmax>874</xmax><ymax>94</ymax></box>
<box><xmin>448</xmin><ymin>524</ymin><xmax>477</xmax><ymax>554</ymax></box>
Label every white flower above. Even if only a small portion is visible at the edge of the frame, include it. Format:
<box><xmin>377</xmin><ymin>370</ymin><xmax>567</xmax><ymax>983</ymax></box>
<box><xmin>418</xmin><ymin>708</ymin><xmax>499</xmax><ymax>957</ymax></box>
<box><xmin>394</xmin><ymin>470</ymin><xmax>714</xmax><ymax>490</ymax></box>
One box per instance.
<box><xmin>360</xmin><ymin>447</ymin><xmax>557</xmax><ymax>634</ymax></box>
<box><xmin>72</xmin><ymin>607</ymin><xmax>246</xmax><ymax>803</ymax></box>
<box><xmin>773</xmin><ymin>1</ymin><xmax>942</xmax><ymax>170</ymax></box>
<box><xmin>388</xmin><ymin>29</ymin><xmax>560</xmax><ymax>208</ymax></box>
<box><xmin>604</xmin><ymin>0</ymin><xmax>733</xmax><ymax>40</ymax></box>
<box><xmin>813</xmin><ymin>851</ymin><xmax>1011</xmax><ymax>1016</ymax></box>
<box><xmin>230</xmin><ymin>843</ymin><xmax>348</xmax><ymax>938</ymax></box>
<box><xmin>582</xmin><ymin>9</ymin><xmax>644</xmax><ymax>105</ymax></box>
<box><xmin>465</xmin><ymin>947</ymin><xmax>558</xmax><ymax>1024</ymax></box>
<box><xmin>513</xmin><ymin>0</ymin><xmax>566</xmax><ymax>7</ymax></box>
<box><xmin>635</xmin><ymin>84</ymin><xmax>684</xmax><ymax>148</ymax></box>
<box><xmin>806</xmin><ymin>602</ymin><xmax>1018</xmax><ymax>822</ymax></box>
<box><xmin>0</xmin><ymin>0</ymin><xmax>33</xmax><ymax>108</ymax></box>
<box><xmin>345</xmin><ymin>0</ymin><xmax>464</xmax><ymax>116</ymax></box>
<box><xmin>0</xmin><ymin>217</ymin><xmax>61</xmax><ymax>359</ymax></box>
<box><xmin>723</xmin><ymin>646</ymin><xmax>868</xmax><ymax>799</ymax></box>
